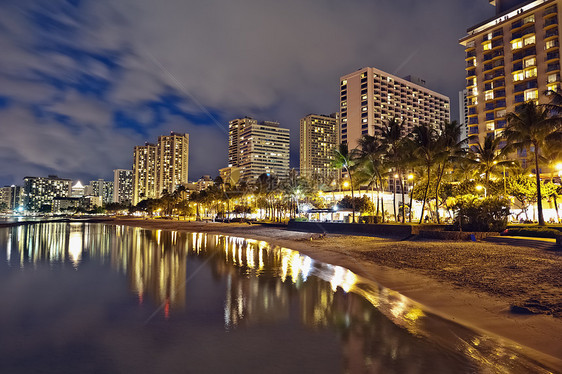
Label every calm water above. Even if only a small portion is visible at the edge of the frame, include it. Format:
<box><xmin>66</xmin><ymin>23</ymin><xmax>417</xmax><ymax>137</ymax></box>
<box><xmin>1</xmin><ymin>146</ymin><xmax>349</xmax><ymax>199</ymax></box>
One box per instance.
<box><xmin>0</xmin><ymin>222</ymin><xmax>553</xmax><ymax>373</ymax></box>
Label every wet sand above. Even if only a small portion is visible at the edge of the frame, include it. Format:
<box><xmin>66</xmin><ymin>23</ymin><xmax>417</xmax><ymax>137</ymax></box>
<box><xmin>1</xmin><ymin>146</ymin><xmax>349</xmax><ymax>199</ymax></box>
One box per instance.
<box><xmin>109</xmin><ymin>218</ymin><xmax>562</xmax><ymax>369</ymax></box>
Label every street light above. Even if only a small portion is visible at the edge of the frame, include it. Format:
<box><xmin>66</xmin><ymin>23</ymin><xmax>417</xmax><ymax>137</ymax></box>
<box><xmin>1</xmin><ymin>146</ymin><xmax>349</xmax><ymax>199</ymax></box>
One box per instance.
<box><xmin>342</xmin><ymin>180</ymin><xmax>350</xmax><ymax>189</ymax></box>
<box><xmin>476</xmin><ymin>185</ymin><xmax>487</xmax><ymax>197</ymax></box>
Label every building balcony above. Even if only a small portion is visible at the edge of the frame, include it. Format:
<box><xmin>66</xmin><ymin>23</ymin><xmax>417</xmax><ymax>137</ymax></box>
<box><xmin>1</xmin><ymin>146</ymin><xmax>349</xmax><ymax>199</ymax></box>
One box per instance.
<box><xmin>546</xmin><ymin>51</ymin><xmax>560</xmax><ymax>62</ymax></box>
<box><xmin>544</xmin><ymin>6</ymin><xmax>558</xmax><ymax>17</ymax></box>
<box><xmin>544</xmin><ymin>17</ymin><xmax>558</xmax><ymax>29</ymax></box>
<box><xmin>547</xmin><ymin>63</ymin><xmax>561</xmax><ymax>72</ymax></box>
<box><xmin>469</xmin><ymin>127</ymin><xmax>480</xmax><ymax>135</ymax></box>
<box><xmin>545</xmin><ymin>28</ymin><xmax>559</xmax><ymax>39</ymax></box>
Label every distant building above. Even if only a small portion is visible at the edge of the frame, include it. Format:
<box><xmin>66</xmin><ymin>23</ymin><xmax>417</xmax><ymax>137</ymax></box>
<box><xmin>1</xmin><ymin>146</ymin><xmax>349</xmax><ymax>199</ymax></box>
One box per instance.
<box><xmin>132</xmin><ymin>132</ymin><xmax>190</xmax><ymax>205</ymax></box>
<box><xmin>113</xmin><ymin>169</ymin><xmax>133</xmax><ymax>204</ymax></box>
<box><xmin>72</xmin><ymin>181</ymin><xmax>86</xmax><ymax>198</ymax></box>
<box><xmin>459</xmin><ymin>89</ymin><xmax>469</xmax><ymax>148</ymax></box>
<box><xmin>339</xmin><ymin>67</ymin><xmax>450</xmax><ymax>150</ymax></box>
<box><xmin>23</xmin><ymin>175</ymin><xmax>72</xmax><ymax>211</ymax></box>
<box><xmin>219</xmin><ymin>166</ymin><xmax>241</xmax><ymax>186</ymax></box>
<box><xmin>157</xmin><ymin>132</ymin><xmax>189</xmax><ymax>195</ymax></box>
<box><xmin>133</xmin><ymin>143</ymin><xmax>158</xmax><ymax>206</ymax></box>
<box><xmin>0</xmin><ymin>185</ymin><xmax>23</xmax><ymax>210</ymax></box>
<box><xmin>299</xmin><ymin>113</ymin><xmax>339</xmax><ymax>183</ymax></box>
<box><xmin>228</xmin><ymin>118</ymin><xmax>290</xmax><ymax>182</ymax></box>
<box><xmin>195</xmin><ymin>175</ymin><xmax>214</xmax><ymax>191</ymax></box>
<box><xmin>459</xmin><ymin>0</ymin><xmax>561</xmax><ymax>169</ymax></box>
<box><xmin>89</xmin><ymin>179</ymin><xmax>114</xmax><ymax>205</ymax></box>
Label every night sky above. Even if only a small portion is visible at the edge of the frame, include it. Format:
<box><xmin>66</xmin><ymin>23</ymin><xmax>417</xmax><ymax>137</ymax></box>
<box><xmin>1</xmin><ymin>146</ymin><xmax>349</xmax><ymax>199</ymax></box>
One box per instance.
<box><xmin>0</xmin><ymin>0</ymin><xmax>494</xmax><ymax>186</ymax></box>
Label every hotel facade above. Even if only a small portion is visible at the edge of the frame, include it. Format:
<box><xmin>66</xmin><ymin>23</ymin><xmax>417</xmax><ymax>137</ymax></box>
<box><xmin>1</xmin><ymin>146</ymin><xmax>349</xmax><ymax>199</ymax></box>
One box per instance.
<box><xmin>339</xmin><ymin>67</ymin><xmax>450</xmax><ymax>150</ymax></box>
<box><xmin>132</xmin><ymin>132</ymin><xmax>189</xmax><ymax>205</ymax></box>
<box><xmin>228</xmin><ymin>118</ymin><xmax>290</xmax><ymax>182</ymax></box>
<box><xmin>299</xmin><ymin>113</ymin><xmax>339</xmax><ymax>183</ymax></box>
<box><xmin>460</xmin><ymin>0</ymin><xmax>561</xmax><ymax>168</ymax></box>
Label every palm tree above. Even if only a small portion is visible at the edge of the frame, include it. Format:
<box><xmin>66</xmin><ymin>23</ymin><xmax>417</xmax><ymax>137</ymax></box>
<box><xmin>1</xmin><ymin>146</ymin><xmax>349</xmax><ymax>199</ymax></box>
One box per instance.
<box><xmin>432</xmin><ymin>120</ymin><xmax>464</xmax><ymax>224</ymax></box>
<box><xmin>332</xmin><ymin>143</ymin><xmax>357</xmax><ymax>223</ymax></box>
<box><xmin>356</xmin><ymin>135</ymin><xmax>387</xmax><ymax>221</ymax></box>
<box><xmin>381</xmin><ymin>118</ymin><xmax>408</xmax><ymax>222</ymax></box>
<box><xmin>411</xmin><ymin>124</ymin><xmax>439</xmax><ymax>224</ymax></box>
<box><xmin>469</xmin><ymin>135</ymin><xmax>512</xmax><ymax>190</ymax></box>
<box><xmin>504</xmin><ymin>101</ymin><xmax>562</xmax><ymax>225</ymax></box>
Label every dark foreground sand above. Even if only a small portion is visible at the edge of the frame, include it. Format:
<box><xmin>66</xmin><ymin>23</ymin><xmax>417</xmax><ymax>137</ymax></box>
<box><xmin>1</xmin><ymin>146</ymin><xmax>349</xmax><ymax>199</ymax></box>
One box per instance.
<box><xmin>110</xmin><ymin>218</ymin><xmax>562</xmax><ymax>368</ymax></box>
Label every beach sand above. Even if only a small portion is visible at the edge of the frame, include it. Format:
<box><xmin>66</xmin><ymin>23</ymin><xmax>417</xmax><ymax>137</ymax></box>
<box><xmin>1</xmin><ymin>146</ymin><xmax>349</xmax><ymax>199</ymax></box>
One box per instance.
<box><xmin>109</xmin><ymin>218</ymin><xmax>562</xmax><ymax>368</ymax></box>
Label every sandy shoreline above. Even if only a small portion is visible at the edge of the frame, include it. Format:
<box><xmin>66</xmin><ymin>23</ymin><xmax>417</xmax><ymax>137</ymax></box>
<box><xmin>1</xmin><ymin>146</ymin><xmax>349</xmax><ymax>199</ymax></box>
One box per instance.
<box><xmin>106</xmin><ymin>218</ymin><xmax>562</xmax><ymax>369</ymax></box>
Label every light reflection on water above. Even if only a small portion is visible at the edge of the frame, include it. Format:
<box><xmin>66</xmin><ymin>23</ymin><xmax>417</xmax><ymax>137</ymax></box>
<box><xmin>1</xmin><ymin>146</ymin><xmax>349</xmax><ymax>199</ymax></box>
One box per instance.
<box><xmin>0</xmin><ymin>222</ymin><xmax>555</xmax><ymax>373</ymax></box>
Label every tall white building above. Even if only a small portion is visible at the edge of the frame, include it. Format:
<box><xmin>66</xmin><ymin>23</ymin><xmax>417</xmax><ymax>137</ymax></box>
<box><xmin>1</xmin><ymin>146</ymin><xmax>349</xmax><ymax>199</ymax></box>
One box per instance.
<box><xmin>228</xmin><ymin>118</ymin><xmax>290</xmax><ymax>182</ymax></box>
<box><xmin>339</xmin><ymin>67</ymin><xmax>451</xmax><ymax>150</ymax></box>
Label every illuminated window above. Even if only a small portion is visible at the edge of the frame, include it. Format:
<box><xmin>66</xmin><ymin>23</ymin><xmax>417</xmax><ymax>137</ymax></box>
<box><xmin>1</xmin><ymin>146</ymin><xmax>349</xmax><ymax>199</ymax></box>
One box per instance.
<box><xmin>468</xmin><ymin>77</ymin><xmax>477</xmax><ymax>87</ymax></box>
<box><xmin>524</xmin><ymin>14</ymin><xmax>535</xmax><ymax>24</ymax></box>
<box><xmin>545</xmin><ymin>39</ymin><xmax>557</xmax><ymax>49</ymax></box>
<box><xmin>548</xmin><ymin>73</ymin><xmax>559</xmax><ymax>83</ymax></box>
<box><xmin>524</xmin><ymin>57</ymin><xmax>536</xmax><ymax>68</ymax></box>
<box><xmin>361</xmin><ymin>95</ymin><xmax>367</xmax><ymax>100</ymax></box>
<box><xmin>547</xmin><ymin>83</ymin><xmax>559</xmax><ymax>92</ymax></box>
<box><xmin>486</xmin><ymin>121</ymin><xmax>495</xmax><ymax>131</ymax></box>
<box><xmin>523</xmin><ymin>35</ymin><xmax>535</xmax><ymax>46</ymax></box>
<box><xmin>341</xmin><ymin>80</ymin><xmax>347</xmax><ymax>85</ymax></box>
<box><xmin>513</xmin><ymin>72</ymin><xmax>524</xmax><ymax>81</ymax></box>
<box><xmin>524</xmin><ymin>89</ymin><xmax>538</xmax><ymax>101</ymax></box>
<box><xmin>496</xmin><ymin>109</ymin><xmax>506</xmax><ymax>118</ymax></box>
<box><xmin>512</xmin><ymin>40</ymin><xmax>522</xmax><ymax>50</ymax></box>
<box><xmin>525</xmin><ymin>67</ymin><xmax>537</xmax><ymax>79</ymax></box>
<box><xmin>485</xmin><ymin>90</ymin><xmax>494</xmax><ymax>100</ymax></box>
<box><xmin>483</xmin><ymin>41</ymin><xmax>492</xmax><ymax>51</ymax></box>
<box><xmin>341</xmin><ymin>101</ymin><xmax>347</xmax><ymax>107</ymax></box>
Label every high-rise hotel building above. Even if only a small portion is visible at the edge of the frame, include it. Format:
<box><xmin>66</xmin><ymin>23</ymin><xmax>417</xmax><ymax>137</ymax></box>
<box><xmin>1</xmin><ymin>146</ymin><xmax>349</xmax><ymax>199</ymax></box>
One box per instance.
<box><xmin>132</xmin><ymin>132</ymin><xmax>189</xmax><ymax>205</ymax></box>
<box><xmin>340</xmin><ymin>67</ymin><xmax>450</xmax><ymax>150</ymax></box>
<box><xmin>113</xmin><ymin>169</ymin><xmax>133</xmax><ymax>204</ymax></box>
<box><xmin>157</xmin><ymin>132</ymin><xmax>189</xmax><ymax>194</ymax></box>
<box><xmin>299</xmin><ymin>113</ymin><xmax>339</xmax><ymax>182</ymax></box>
<box><xmin>23</xmin><ymin>175</ymin><xmax>72</xmax><ymax>211</ymax></box>
<box><xmin>228</xmin><ymin>118</ymin><xmax>290</xmax><ymax>182</ymax></box>
<box><xmin>460</xmin><ymin>0</ymin><xmax>561</xmax><ymax>167</ymax></box>
<box><xmin>133</xmin><ymin>143</ymin><xmax>158</xmax><ymax>205</ymax></box>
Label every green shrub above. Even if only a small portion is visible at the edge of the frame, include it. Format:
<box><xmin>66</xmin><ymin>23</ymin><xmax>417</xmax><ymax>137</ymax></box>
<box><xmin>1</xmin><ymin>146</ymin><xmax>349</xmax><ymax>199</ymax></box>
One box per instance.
<box><xmin>452</xmin><ymin>195</ymin><xmax>510</xmax><ymax>232</ymax></box>
<box><xmin>293</xmin><ymin>217</ymin><xmax>308</xmax><ymax>222</ymax></box>
<box><xmin>505</xmin><ymin>227</ymin><xmax>562</xmax><ymax>238</ymax></box>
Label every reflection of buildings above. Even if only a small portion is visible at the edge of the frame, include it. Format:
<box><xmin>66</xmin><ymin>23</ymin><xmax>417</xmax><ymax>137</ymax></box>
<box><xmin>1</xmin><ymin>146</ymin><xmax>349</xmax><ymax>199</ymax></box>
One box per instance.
<box><xmin>0</xmin><ymin>224</ymin><xmax>537</xmax><ymax>372</ymax></box>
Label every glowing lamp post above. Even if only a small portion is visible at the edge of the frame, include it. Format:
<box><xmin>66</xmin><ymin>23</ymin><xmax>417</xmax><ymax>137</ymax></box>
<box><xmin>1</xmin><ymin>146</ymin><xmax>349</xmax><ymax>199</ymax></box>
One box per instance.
<box><xmin>476</xmin><ymin>185</ymin><xmax>487</xmax><ymax>197</ymax></box>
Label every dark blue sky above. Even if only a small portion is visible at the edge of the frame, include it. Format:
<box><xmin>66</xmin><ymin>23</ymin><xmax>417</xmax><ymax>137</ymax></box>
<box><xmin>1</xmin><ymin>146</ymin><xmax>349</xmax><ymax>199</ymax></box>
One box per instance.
<box><xmin>0</xmin><ymin>0</ymin><xmax>493</xmax><ymax>186</ymax></box>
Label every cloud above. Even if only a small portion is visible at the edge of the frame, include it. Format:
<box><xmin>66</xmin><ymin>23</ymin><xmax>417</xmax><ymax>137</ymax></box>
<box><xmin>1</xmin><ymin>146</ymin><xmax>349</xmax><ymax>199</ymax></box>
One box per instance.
<box><xmin>0</xmin><ymin>0</ymin><xmax>494</xmax><ymax>185</ymax></box>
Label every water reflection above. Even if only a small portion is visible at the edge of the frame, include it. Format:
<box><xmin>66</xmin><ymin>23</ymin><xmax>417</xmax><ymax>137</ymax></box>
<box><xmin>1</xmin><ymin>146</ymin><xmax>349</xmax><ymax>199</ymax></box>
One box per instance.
<box><xmin>0</xmin><ymin>223</ymin><xmax>555</xmax><ymax>373</ymax></box>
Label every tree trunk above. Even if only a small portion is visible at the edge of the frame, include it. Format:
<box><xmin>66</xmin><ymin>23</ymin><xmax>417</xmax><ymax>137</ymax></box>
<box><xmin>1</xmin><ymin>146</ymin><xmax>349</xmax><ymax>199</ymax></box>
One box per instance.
<box><xmin>434</xmin><ymin>164</ymin><xmax>446</xmax><ymax>224</ymax></box>
<box><xmin>534</xmin><ymin>146</ymin><xmax>545</xmax><ymax>226</ymax></box>
<box><xmin>392</xmin><ymin>174</ymin><xmax>397</xmax><ymax>222</ymax></box>
<box><xmin>399</xmin><ymin>170</ymin><xmax>406</xmax><ymax>223</ymax></box>
<box><xmin>348</xmin><ymin>168</ymin><xmax>355</xmax><ymax>223</ymax></box>
<box><xmin>419</xmin><ymin>164</ymin><xmax>431</xmax><ymax>224</ymax></box>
